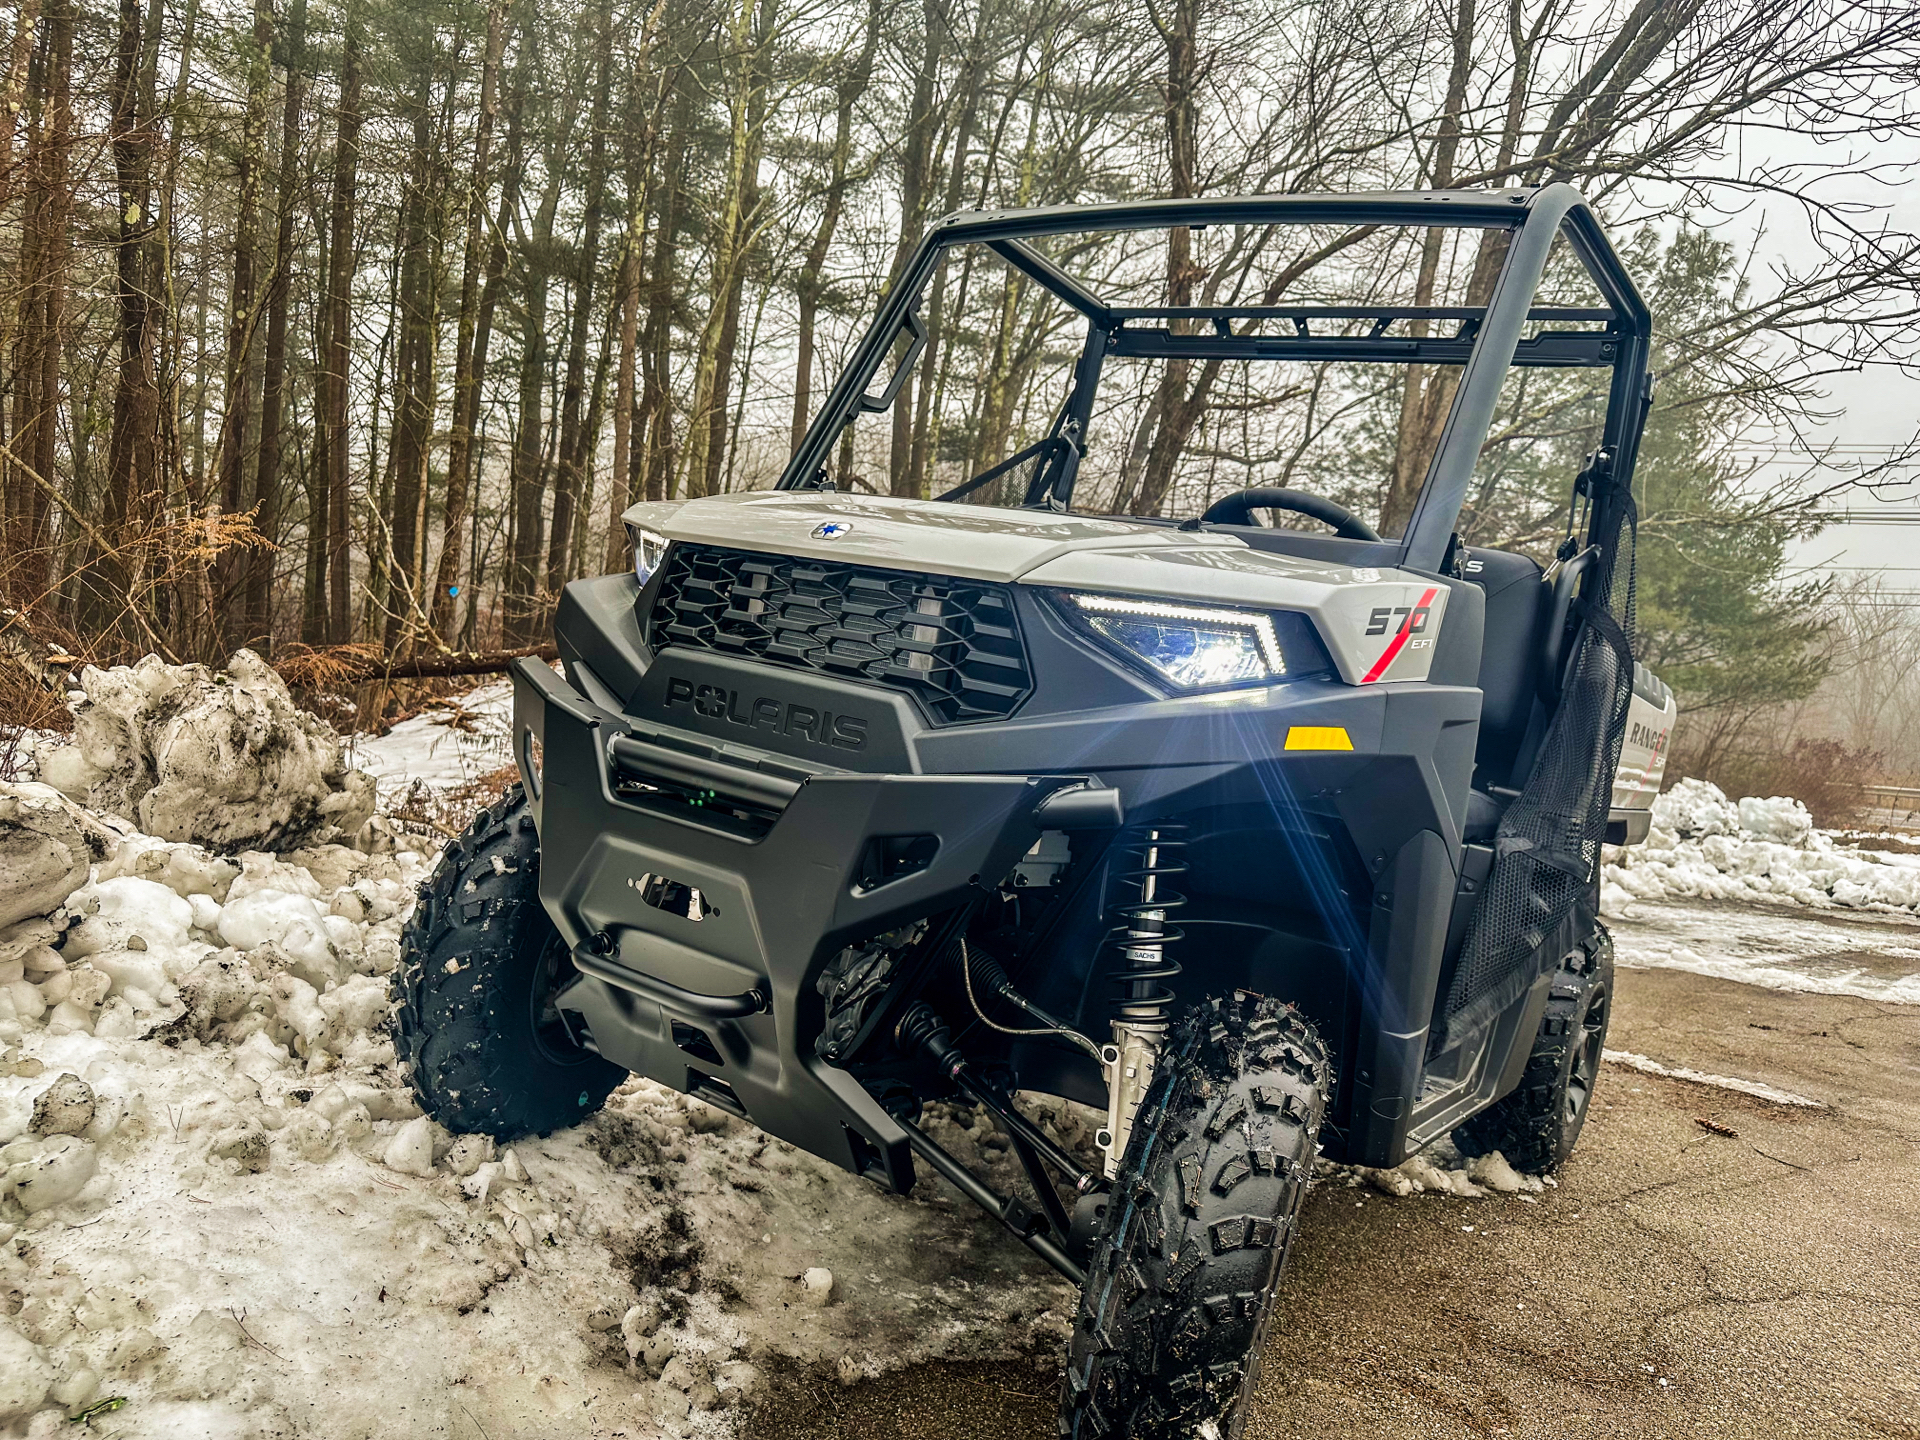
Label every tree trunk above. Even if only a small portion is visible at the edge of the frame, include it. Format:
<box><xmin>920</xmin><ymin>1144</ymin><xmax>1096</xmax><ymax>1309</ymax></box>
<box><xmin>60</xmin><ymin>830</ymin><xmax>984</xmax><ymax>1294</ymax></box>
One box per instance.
<box><xmin>545</xmin><ymin>0</ymin><xmax>613</xmax><ymax>601</ymax></box>
<box><xmin>96</xmin><ymin>0</ymin><xmax>162</xmax><ymax>637</ymax></box>
<box><xmin>212</xmin><ymin>0</ymin><xmax>274</xmax><ymax>646</ymax></box>
<box><xmin>245</xmin><ymin>0</ymin><xmax>308</xmax><ymax>648</ymax></box>
<box><xmin>603</xmin><ymin>181</ymin><xmax>646</xmax><ymax>572</ymax></box>
<box><xmin>6</xmin><ymin>0</ymin><xmax>73</xmax><ymax>603</ymax></box>
<box><xmin>966</xmin><ymin>60</ymin><xmax>1052</xmax><ymax>481</ymax></box>
<box><xmin>603</xmin><ymin>0</ymin><xmax>670</xmax><ymax>574</ymax></box>
<box><xmin>361</xmin><ymin>248</ymin><xmax>399</xmax><ymax>638</ymax></box>
<box><xmin>1129</xmin><ymin>0</ymin><xmax>1201</xmax><ymax>519</ymax></box>
<box><xmin>708</xmin><ymin>0</ymin><xmax>777</xmax><ymax>501</ymax></box>
<box><xmin>1381</xmin><ymin>0</ymin><xmax>1475</xmax><ymax>539</ymax></box>
<box><xmin>505</xmin><ymin>157</ymin><xmax>563</xmax><ymax>644</ymax></box>
<box><xmin>572</xmin><ymin>309</ymin><xmax>614</xmax><ymax>576</ymax></box>
<box><xmin>702</xmin><ymin>254</ymin><xmax>744</xmax><ymax>499</ymax></box>
<box><xmin>639</xmin><ymin>83</ymin><xmax>690</xmax><ymax>505</ymax></box>
<box><xmin>314</xmin><ymin>12</ymin><xmax>360</xmax><ymax>643</ymax></box>
<box><xmin>886</xmin><ymin>0</ymin><xmax>945</xmax><ymax>495</ymax></box>
<box><xmin>677</xmin><ymin>0</ymin><xmax>774</xmax><ymax>501</ymax></box>
<box><xmin>0</xmin><ymin>0</ymin><xmax>43</xmax><ymax>218</ymax></box>
<box><xmin>907</xmin><ymin>0</ymin><xmax>994</xmax><ymax>500</ymax></box>
<box><xmin>0</xmin><ymin>0</ymin><xmax>35</xmax><ymax>512</ymax></box>
<box><xmin>0</xmin><ymin>0</ymin><xmax>43</xmax><ymax>536</ymax></box>
<box><xmin>789</xmin><ymin>0</ymin><xmax>880</xmax><ymax>459</ymax></box>
<box><xmin>383</xmin><ymin>64</ymin><xmax>438</xmax><ymax>652</ymax></box>
<box><xmin>431</xmin><ymin>0</ymin><xmax>509</xmax><ymax>642</ymax></box>
<box><xmin>152</xmin><ymin>0</ymin><xmax>200</xmax><ymax>575</ymax></box>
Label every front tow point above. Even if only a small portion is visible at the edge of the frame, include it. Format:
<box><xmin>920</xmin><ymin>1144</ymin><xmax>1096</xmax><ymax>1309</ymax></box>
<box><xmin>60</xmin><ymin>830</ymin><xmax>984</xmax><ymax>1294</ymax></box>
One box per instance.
<box><xmin>1030</xmin><ymin>783</ymin><xmax>1123</xmax><ymax>830</ymax></box>
<box><xmin>571</xmin><ymin>932</ymin><xmax>770</xmax><ymax>1020</ymax></box>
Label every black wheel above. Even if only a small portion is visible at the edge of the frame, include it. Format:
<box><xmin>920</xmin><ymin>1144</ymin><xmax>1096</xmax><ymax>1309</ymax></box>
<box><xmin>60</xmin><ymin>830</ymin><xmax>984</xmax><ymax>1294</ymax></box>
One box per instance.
<box><xmin>392</xmin><ymin>784</ymin><xmax>625</xmax><ymax>1138</ymax></box>
<box><xmin>1452</xmin><ymin>921</ymin><xmax>1613</xmax><ymax>1173</ymax></box>
<box><xmin>1061</xmin><ymin>993</ymin><xmax>1330</xmax><ymax>1440</ymax></box>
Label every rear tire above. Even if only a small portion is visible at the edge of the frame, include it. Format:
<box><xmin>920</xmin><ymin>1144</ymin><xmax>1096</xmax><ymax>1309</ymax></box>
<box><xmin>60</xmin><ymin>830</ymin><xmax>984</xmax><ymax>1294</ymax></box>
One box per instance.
<box><xmin>391</xmin><ymin>784</ymin><xmax>625</xmax><ymax>1139</ymax></box>
<box><xmin>1452</xmin><ymin>921</ymin><xmax>1613</xmax><ymax>1173</ymax></box>
<box><xmin>1061</xmin><ymin>993</ymin><xmax>1330</xmax><ymax>1440</ymax></box>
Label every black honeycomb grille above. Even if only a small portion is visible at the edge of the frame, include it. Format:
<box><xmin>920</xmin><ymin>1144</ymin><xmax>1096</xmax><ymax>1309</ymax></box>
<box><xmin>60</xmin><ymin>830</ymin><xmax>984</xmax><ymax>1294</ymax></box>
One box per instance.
<box><xmin>647</xmin><ymin>544</ymin><xmax>1033</xmax><ymax>725</ymax></box>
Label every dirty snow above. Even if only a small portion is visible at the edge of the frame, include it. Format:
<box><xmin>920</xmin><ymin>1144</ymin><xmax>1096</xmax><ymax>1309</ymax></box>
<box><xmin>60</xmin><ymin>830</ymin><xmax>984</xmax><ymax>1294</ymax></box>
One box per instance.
<box><xmin>0</xmin><ymin>821</ymin><xmax>1085</xmax><ymax>1438</ymax></box>
<box><xmin>36</xmin><ymin>651</ymin><xmax>375</xmax><ymax>854</ymax></box>
<box><xmin>1325</xmin><ymin>1141</ymin><xmax>1549</xmax><ymax>1202</ymax></box>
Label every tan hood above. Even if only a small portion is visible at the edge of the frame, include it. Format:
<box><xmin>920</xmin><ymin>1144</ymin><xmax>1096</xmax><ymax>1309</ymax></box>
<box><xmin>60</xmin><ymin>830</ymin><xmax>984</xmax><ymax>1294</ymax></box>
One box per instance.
<box><xmin>622</xmin><ymin>491</ymin><xmax>1452</xmax><ymax>685</ymax></box>
<box><xmin>621</xmin><ymin>492</ymin><xmax>1234</xmax><ymax>581</ymax></box>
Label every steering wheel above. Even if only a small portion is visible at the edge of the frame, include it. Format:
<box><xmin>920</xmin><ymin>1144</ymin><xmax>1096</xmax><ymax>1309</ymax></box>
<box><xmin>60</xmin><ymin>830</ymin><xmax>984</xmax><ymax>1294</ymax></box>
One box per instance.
<box><xmin>1200</xmin><ymin>487</ymin><xmax>1382</xmax><ymax>542</ymax></box>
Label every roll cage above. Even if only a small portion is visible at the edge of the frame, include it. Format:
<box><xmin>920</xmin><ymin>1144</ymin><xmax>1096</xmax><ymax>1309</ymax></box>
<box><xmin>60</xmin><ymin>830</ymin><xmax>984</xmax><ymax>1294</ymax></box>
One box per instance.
<box><xmin>775</xmin><ymin>183</ymin><xmax>1653</xmax><ymax>576</ymax></box>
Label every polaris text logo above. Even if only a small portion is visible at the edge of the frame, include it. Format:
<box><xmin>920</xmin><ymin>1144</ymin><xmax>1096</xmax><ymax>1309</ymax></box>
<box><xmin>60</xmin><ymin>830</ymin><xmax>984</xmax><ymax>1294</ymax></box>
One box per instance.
<box><xmin>663</xmin><ymin>676</ymin><xmax>868</xmax><ymax>751</ymax></box>
<box><xmin>812</xmin><ymin>521</ymin><xmax>852</xmax><ymax>539</ymax></box>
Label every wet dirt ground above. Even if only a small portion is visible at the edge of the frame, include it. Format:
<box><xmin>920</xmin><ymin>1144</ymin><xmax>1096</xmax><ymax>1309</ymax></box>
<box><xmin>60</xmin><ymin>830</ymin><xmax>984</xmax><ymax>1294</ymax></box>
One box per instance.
<box><xmin>741</xmin><ymin>940</ymin><xmax>1920</xmax><ymax>1439</ymax></box>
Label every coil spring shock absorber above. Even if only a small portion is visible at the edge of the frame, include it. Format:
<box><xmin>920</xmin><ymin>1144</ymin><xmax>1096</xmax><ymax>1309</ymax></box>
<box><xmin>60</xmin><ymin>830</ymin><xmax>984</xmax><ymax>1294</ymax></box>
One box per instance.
<box><xmin>1096</xmin><ymin>824</ymin><xmax>1187</xmax><ymax>1178</ymax></box>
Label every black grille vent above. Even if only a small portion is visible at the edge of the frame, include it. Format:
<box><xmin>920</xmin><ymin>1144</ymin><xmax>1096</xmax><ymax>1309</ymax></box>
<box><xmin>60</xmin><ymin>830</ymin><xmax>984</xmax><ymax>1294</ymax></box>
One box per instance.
<box><xmin>648</xmin><ymin>544</ymin><xmax>1032</xmax><ymax>725</ymax></box>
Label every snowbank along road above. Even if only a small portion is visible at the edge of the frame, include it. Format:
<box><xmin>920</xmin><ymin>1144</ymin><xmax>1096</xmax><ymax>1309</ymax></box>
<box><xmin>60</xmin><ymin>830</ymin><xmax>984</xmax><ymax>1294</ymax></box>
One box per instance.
<box><xmin>3</xmin><ymin>659</ymin><xmax>1917</xmax><ymax>1438</ymax></box>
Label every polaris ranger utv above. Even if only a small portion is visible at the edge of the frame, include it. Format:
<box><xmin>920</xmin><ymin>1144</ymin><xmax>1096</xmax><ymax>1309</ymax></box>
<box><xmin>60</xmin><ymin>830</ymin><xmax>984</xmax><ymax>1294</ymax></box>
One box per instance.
<box><xmin>394</xmin><ymin>184</ymin><xmax>1675</xmax><ymax>1438</ymax></box>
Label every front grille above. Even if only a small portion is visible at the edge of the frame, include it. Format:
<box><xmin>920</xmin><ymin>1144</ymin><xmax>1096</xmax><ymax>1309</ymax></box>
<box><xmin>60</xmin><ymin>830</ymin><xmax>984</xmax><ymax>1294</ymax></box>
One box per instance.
<box><xmin>647</xmin><ymin>544</ymin><xmax>1032</xmax><ymax>725</ymax></box>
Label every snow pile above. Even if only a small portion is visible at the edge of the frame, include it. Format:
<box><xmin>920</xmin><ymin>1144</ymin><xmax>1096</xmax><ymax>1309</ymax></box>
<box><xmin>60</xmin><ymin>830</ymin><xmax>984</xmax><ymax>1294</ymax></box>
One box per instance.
<box><xmin>1647</xmin><ymin>777</ymin><xmax>1745</xmax><ymax>840</ymax></box>
<box><xmin>35</xmin><ymin>651</ymin><xmax>376</xmax><ymax>854</ymax></box>
<box><xmin>1733</xmin><ymin>795</ymin><xmax>1814</xmax><ymax>845</ymax></box>
<box><xmin>1648</xmin><ymin>778</ymin><xmax>1815</xmax><ymax>845</ymax></box>
<box><xmin>0</xmin><ymin>820</ymin><xmax>1077</xmax><ymax>1436</ymax></box>
<box><xmin>1603</xmin><ymin>778</ymin><xmax>1920</xmax><ymax>916</ymax></box>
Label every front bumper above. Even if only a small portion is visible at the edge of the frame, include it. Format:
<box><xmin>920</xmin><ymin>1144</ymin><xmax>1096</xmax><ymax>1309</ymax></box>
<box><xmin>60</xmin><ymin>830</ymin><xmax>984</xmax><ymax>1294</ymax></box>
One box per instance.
<box><xmin>512</xmin><ymin>657</ymin><xmax>1094</xmax><ymax>1189</ymax></box>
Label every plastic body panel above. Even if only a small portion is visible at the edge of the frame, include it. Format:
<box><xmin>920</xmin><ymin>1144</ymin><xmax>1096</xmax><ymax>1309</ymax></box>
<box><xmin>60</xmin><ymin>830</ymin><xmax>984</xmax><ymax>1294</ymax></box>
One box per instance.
<box><xmin>516</xmin><ymin>655</ymin><xmax>1071</xmax><ymax>1190</ymax></box>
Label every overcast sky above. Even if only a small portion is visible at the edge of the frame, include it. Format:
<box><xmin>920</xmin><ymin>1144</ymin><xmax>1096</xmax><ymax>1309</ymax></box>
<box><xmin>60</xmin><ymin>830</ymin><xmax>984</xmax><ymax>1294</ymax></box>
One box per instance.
<box><xmin>1706</xmin><ymin>126</ymin><xmax>1920</xmax><ymax>587</ymax></box>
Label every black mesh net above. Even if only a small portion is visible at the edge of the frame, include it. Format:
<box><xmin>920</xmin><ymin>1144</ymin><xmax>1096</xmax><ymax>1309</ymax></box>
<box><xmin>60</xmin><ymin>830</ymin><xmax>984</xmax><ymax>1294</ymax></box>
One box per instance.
<box><xmin>1434</xmin><ymin>487</ymin><xmax>1637</xmax><ymax>1052</ymax></box>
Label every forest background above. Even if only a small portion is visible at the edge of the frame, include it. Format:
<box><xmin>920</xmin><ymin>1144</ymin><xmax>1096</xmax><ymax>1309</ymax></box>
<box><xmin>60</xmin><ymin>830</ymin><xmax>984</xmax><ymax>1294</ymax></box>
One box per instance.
<box><xmin>2</xmin><ymin>0</ymin><xmax>1919</xmax><ymax>806</ymax></box>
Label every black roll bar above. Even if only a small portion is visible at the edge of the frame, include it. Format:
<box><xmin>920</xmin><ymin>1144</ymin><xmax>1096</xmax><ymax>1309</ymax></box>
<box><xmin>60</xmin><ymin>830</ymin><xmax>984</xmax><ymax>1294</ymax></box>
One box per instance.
<box><xmin>777</xmin><ymin>184</ymin><xmax>1653</xmax><ymax>575</ymax></box>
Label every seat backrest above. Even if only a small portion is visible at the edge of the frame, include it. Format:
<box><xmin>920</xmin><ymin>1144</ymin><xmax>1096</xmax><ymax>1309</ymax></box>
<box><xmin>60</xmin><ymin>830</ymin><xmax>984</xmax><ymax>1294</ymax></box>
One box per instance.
<box><xmin>1459</xmin><ymin>546</ymin><xmax>1546</xmax><ymax>785</ymax></box>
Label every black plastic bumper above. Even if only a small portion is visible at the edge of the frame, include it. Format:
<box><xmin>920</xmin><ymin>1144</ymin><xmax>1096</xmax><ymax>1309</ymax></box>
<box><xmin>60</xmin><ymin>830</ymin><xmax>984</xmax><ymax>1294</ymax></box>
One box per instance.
<box><xmin>512</xmin><ymin>656</ymin><xmax>1099</xmax><ymax>1190</ymax></box>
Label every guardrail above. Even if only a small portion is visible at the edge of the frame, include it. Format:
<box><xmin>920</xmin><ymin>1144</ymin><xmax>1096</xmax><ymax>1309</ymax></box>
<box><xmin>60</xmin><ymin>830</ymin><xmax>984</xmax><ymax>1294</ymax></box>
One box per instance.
<box><xmin>1857</xmin><ymin>784</ymin><xmax>1920</xmax><ymax>833</ymax></box>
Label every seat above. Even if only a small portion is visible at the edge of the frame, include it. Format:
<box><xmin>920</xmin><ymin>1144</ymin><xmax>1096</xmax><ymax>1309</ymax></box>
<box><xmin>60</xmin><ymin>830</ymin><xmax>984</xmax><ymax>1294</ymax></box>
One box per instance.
<box><xmin>1458</xmin><ymin>546</ymin><xmax>1548</xmax><ymax>840</ymax></box>
<box><xmin>1463</xmin><ymin>787</ymin><xmax>1507</xmax><ymax>843</ymax></box>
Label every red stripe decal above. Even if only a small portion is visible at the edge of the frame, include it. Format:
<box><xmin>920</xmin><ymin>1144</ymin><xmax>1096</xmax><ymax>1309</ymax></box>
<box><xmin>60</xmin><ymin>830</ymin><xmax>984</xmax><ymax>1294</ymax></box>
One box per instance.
<box><xmin>1361</xmin><ymin>587</ymin><xmax>1439</xmax><ymax>684</ymax></box>
<box><xmin>1634</xmin><ymin>724</ymin><xmax>1669</xmax><ymax>789</ymax></box>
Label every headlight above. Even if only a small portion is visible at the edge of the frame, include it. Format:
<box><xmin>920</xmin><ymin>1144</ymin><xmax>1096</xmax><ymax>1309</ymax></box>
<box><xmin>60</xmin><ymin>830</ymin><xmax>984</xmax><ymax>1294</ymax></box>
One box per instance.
<box><xmin>1062</xmin><ymin>592</ymin><xmax>1287</xmax><ymax>690</ymax></box>
<box><xmin>628</xmin><ymin>525</ymin><xmax>669</xmax><ymax>586</ymax></box>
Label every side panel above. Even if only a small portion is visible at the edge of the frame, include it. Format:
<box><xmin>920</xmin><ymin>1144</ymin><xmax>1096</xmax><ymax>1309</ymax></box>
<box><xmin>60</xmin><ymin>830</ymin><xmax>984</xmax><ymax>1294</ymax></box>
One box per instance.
<box><xmin>1345</xmin><ymin>828</ymin><xmax>1455</xmax><ymax>1166</ymax></box>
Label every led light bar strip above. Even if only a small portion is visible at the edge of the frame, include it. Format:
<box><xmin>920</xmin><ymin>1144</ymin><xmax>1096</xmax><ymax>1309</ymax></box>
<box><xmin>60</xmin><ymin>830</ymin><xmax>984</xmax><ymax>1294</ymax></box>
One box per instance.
<box><xmin>1068</xmin><ymin>592</ymin><xmax>1286</xmax><ymax>672</ymax></box>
